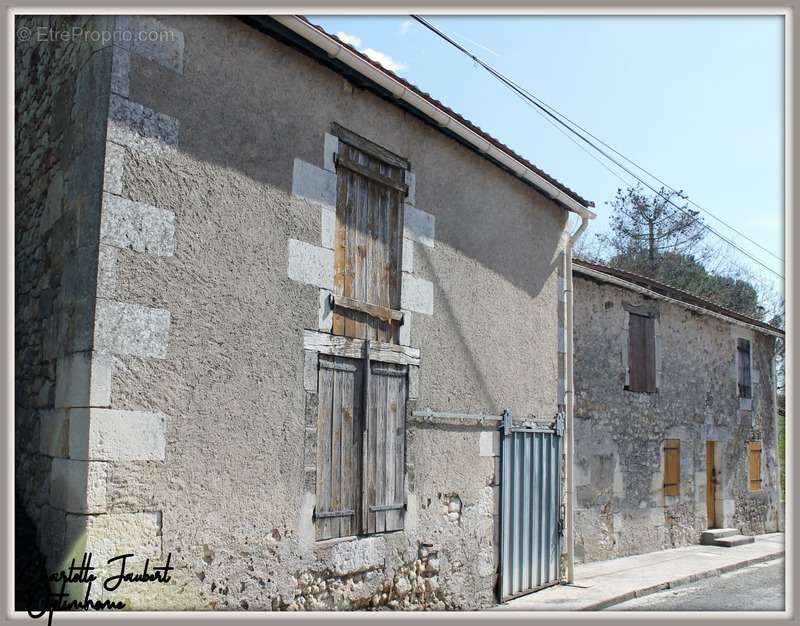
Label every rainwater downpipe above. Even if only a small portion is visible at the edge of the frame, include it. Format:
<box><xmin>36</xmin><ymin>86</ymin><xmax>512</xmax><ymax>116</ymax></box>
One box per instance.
<box><xmin>565</xmin><ymin>214</ymin><xmax>589</xmax><ymax>585</ymax></box>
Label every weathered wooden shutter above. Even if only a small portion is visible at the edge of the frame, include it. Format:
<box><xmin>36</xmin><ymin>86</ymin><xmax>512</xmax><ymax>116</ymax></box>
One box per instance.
<box><xmin>364</xmin><ymin>360</ymin><xmax>407</xmax><ymax>534</ymax></box>
<box><xmin>315</xmin><ymin>355</ymin><xmax>364</xmax><ymax>540</ymax></box>
<box><xmin>737</xmin><ymin>338</ymin><xmax>752</xmax><ymax>399</ymax></box>
<box><xmin>747</xmin><ymin>441</ymin><xmax>762</xmax><ymax>491</ymax></box>
<box><xmin>663</xmin><ymin>439</ymin><xmax>680</xmax><ymax>496</ymax></box>
<box><xmin>628</xmin><ymin>313</ymin><xmax>656</xmax><ymax>392</ymax></box>
<box><xmin>333</xmin><ymin>142</ymin><xmax>404</xmax><ymax>343</ymax></box>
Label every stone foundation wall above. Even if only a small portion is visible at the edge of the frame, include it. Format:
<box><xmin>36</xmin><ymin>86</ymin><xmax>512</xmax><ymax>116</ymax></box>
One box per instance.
<box><xmin>572</xmin><ymin>273</ymin><xmax>781</xmax><ymax>564</ymax></box>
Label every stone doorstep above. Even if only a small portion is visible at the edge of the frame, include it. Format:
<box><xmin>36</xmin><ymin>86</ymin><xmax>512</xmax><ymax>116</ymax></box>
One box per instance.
<box><xmin>713</xmin><ymin>535</ymin><xmax>756</xmax><ymax>548</ymax></box>
<box><xmin>700</xmin><ymin>528</ymin><xmax>739</xmax><ymax>545</ymax></box>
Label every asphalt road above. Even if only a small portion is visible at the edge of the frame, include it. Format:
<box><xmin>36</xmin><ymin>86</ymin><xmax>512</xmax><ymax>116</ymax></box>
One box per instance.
<box><xmin>605</xmin><ymin>558</ymin><xmax>785</xmax><ymax>612</ymax></box>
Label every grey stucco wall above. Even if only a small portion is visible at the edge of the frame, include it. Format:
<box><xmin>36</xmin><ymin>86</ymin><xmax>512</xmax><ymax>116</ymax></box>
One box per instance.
<box><xmin>20</xmin><ymin>15</ymin><xmax>570</xmax><ymax>610</ymax></box>
<box><xmin>572</xmin><ymin>272</ymin><xmax>780</xmax><ymax>564</ymax></box>
<box><xmin>15</xmin><ymin>15</ymin><xmax>113</xmax><ymax>577</ymax></box>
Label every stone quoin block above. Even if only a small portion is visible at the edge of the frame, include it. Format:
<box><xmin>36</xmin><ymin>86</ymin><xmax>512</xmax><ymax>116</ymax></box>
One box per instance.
<box><xmin>399</xmin><ymin>312</ymin><xmax>412</xmax><ymax>346</ymax></box>
<box><xmin>69</xmin><ymin>408</ymin><xmax>167</xmax><ymax>461</ymax></box>
<box><xmin>110</xmin><ymin>45</ymin><xmax>130</xmax><ymax>98</ymax></box>
<box><xmin>401</xmin><ymin>274</ymin><xmax>434</xmax><ymax>315</ymax></box>
<box><xmin>65</xmin><ymin>511</ymin><xmax>162</xmax><ymax>566</ymax></box>
<box><xmin>403</xmin><ymin>204</ymin><xmax>435</xmax><ymax>248</ymax></box>
<box><xmin>323</xmin><ymin>133</ymin><xmax>339</xmax><ymax>172</ymax></box>
<box><xmin>97</xmin><ymin>244</ymin><xmax>118</xmax><ymax>299</ymax></box>
<box><xmin>50</xmin><ymin>458</ymin><xmax>109</xmax><ymax>514</ymax></box>
<box><xmin>121</xmin><ymin>16</ymin><xmax>185</xmax><ymax>74</ymax></box>
<box><xmin>107</xmin><ymin>94</ymin><xmax>179</xmax><ymax>155</ymax></box>
<box><xmin>39</xmin><ymin>409</ymin><xmax>69</xmax><ymax>457</ymax></box>
<box><xmin>318</xmin><ymin>289</ymin><xmax>333</xmax><ymax>332</ymax></box>
<box><xmin>54</xmin><ymin>350</ymin><xmax>113</xmax><ymax>408</ymax></box>
<box><xmin>402</xmin><ymin>237</ymin><xmax>414</xmax><ymax>273</ymax></box>
<box><xmin>103</xmin><ymin>141</ymin><xmax>126</xmax><ymax>196</ymax></box>
<box><xmin>292</xmin><ymin>158</ymin><xmax>337</xmax><ymax>208</ymax></box>
<box><xmin>94</xmin><ymin>300</ymin><xmax>171</xmax><ymax>358</ymax></box>
<box><xmin>287</xmin><ymin>239</ymin><xmax>334</xmax><ymax>290</ymax></box>
<box><xmin>100</xmin><ymin>193</ymin><xmax>176</xmax><ymax>256</ymax></box>
<box><xmin>479</xmin><ymin>431</ymin><xmax>500</xmax><ymax>457</ymax></box>
<box><xmin>331</xmin><ymin>536</ymin><xmax>386</xmax><ymax>575</ymax></box>
<box><xmin>405</xmin><ymin>171</ymin><xmax>416</xmax><ymax>206</ymax></box>
<box><xmin>320</xmin><ymin>206</ymin><xmax>336</xmax><ymax>250</ymax></box>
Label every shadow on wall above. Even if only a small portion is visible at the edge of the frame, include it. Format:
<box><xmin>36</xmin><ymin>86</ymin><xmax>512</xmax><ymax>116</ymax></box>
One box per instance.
<box><xmin>15</xmin><ymin>497</ymin><xmax>50</xmax><ymax>612</ymax></box>
<box><xmin>126</xmin><ymin>15</ymin><xmax>566</xmax><ymax>309</ymax></box>
<box><xmin>416</xmin><ymin>243</ymin><xmax>563</xmax><ymax>411</ymax></box>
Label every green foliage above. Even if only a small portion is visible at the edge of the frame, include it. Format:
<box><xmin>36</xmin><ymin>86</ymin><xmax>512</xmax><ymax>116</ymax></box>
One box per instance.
<box><xmin>607</xmin><ymin>250</ymin><xmax>763</xmax><ymax>319</ymax></box>
<box><xmin>597</xmin><ymin>185</ymin><xmax>765</xmax><ymax>320</ymax></box>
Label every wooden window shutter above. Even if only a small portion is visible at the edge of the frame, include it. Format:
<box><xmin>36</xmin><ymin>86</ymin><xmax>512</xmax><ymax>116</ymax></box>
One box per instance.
<box><xmin>747</xmin><ymin>441</ymin><xmax>762</xmax><ymax>491</ymax></box>
<box><xmin>629</xmin><ymin>313</ymin><xmax>656</xmax><ymax>392</ymax></box>
<box><xmin>363</xmin><ymin>360</ymin><xmax>407</xmax><ymax>534</ymax></box>
<box><xmin>315</xmin><ymin>355</ymin><xmax>364</xmax><ymax>540</ymax></box>
<box><xmin>737</xmin><ymin>338</ymin><xmax>752</xmax><ymax>399</ymax></box>
<box><xmin>663</xmin><ymin>439</ymin><xmax>680</xmax><ymax>496</ymax></box>
<box><xmin>332</xmin><ymin>141</ymin><xmax>404</xmax><ymax>343</ymax></box>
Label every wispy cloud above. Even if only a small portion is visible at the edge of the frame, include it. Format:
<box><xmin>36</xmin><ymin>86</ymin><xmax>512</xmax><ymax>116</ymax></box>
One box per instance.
<box><xmin>399</xmin><ymin>19</ymin><xmax>413</xmax><ymax>36</ymax></box>
<box><xmin>336</xmin><ymin>31</ymin><xmax>362</xmax><ymax>48</ymax></box>
<box><xmin>335</xmin><ymin>30</ymin><xmax>407</xmax><ymax>73</ymax></box>
<box><xmin>362</xmin><ymin>48</ymin><xmax>406</xmax><ymax>72</ymax></box>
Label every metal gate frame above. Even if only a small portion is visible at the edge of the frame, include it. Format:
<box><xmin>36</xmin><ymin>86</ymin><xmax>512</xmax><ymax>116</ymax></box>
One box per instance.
<box><xmin>497</xmin><ymin>410</ymin><xmax>564</xmax><ymax>603</ymax></box>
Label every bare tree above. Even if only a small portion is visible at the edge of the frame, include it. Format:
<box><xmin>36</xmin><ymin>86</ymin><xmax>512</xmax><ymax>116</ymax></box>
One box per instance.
<box><xmin>598</xmin><ymin>185</ymin><xmax>706</xmax><ymax>275</ymax></box>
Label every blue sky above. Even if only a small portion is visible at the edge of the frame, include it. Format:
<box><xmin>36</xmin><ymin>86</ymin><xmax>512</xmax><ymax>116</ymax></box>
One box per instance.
<box><xmin>307</xmin><ymin>15</ymin><xmax>785</xmax><ymax>297</ymax></box>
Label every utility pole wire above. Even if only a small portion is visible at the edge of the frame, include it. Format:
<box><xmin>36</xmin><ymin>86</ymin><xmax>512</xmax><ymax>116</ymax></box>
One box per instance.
<box><xmin>411</xmin><ymin>15</ymin><xmax>784</xmax><ymax>280</ymax></box>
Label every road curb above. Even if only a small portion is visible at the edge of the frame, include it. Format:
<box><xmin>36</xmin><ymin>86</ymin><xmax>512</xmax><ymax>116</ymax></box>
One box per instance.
<box><xmin>590</xmin><ymin>550</ymin><xmax>785</xmax><ymax>611</ymax></box>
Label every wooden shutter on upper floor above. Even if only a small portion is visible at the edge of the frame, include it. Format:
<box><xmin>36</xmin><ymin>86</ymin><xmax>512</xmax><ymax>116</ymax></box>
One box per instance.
<box><xmin>333</xmin><ymin>142</ymin><xmax>404</xmax><ymax>344</ymax></box>
<box><xmin>363</xmin><ymin>360</ymin><xmax>408</xmax><ymax>534</ymax></box>
<box><xmin>663</xmin><ymin>439</ymin><xmax>680</xmax><ymax>496</ymax></box>
<box><xmin>747</xmin><ymin>440</ymin><xmax>762</xmax><ymax>491</ymax></box>
<box><xmin>315</xmin><ymin>354</ymin><xmax>364</xmax><ymax>540</ymax></box>
<box><xmin>628</xmin><ymin>313</ymin><xmax>656</xmax><ymax>393</ymax></box>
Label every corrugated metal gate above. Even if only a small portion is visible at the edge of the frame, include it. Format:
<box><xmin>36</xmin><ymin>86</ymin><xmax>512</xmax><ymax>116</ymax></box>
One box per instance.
<box><xmin>498</xmin><ymin>410</ymin><xmax>564</xmax><ymax>602</ymax></box>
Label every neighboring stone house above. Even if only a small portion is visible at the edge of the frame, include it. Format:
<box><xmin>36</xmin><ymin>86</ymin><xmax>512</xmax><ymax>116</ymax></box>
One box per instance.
<box><xmin>571</xmin><ymin>259</ymin><xmax>783</xmax><ymax>564</ymax></box>
<box><xmin>15</xmin><ymin>15</ymin><xmax>596</xmax><ymax>610</ymax></box>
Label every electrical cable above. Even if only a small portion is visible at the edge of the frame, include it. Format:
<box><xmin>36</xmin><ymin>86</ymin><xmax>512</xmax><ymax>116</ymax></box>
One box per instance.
<box><xmin>411</xmin><ymin>15</ymin><xmax>784</xmax><ymax>280</ymax></box>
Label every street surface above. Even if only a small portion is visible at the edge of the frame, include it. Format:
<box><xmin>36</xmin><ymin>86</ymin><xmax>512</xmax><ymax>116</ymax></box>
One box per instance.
<box><xmin>605</xmin><ymin>558</ymin><xmax>784</xmax><ymax>611</ymax></box>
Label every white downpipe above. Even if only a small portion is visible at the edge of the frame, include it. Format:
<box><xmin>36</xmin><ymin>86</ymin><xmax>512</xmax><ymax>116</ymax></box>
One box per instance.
<box><xmin>271</xmin><ymin>16</ymin><xmax>596</xmax><ymax>221</ymax></box>
<box><xmin>565</xmin><ymin>215</ymin><xmax>589</xmax><ymax>584</ymax></box>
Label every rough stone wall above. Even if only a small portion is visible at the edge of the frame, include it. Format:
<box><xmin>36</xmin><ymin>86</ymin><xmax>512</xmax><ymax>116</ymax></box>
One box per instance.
<box><xmin>81</xmin><ymin>15</ymin><xmax>568</xmax><ymax>611</ymax></box>
<box><xmin>572</xmin><ymin>273</ymin><xmax>780</xmax><ymax>564</ymax></box>
<box><xmin>15</xmin><ymin>15</ymin><xmax>113</xmax><ymax>579</ymax></box>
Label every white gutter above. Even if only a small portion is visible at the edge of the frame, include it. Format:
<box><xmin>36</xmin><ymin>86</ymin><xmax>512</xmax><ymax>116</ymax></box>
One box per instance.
<box><xmin>564</xmin><ymin>215</ymin><xmax>589</xmax><ymax>585</ymax></box>
<box><xmin>272</xmin><ymin>15</ymin><xmax>597</xmax><ymax>221</ymax></box>
<box><xmin>574</xmin><ymin>265</ymin><xmax>785</xmax><ymax>339</ymax></box>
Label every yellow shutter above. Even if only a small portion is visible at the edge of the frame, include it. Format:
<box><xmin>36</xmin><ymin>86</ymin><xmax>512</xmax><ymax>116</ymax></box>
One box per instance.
<box><xmin>664</xmin><ymin>439</ymin><xmax>680</xmax><ymax>496</ymax></box>
<box><xmin>748</xmin><ymin>441</ymin><xmax>762</xmax><ymax>491</ymax></box>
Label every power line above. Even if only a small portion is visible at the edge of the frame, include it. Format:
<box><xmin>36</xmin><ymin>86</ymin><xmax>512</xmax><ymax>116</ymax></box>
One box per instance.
<box><xmin>411</xmin><ymin>15</ymin><xmax>784</xmax><ymax>280</ymax></box>
<box><xmin>496</xmin><ymin>68</ymin><xmax>784</xmax><ymax>265</ymax></box>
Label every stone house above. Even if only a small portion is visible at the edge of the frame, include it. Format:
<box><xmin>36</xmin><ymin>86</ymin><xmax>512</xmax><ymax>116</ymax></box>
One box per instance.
<box><xmin>15</xmin><ymin>15</ymin><xmax>596</xmax><ymax>610</ymax></box>
<box><xmin>571</xmin><ymin>259</ymin><xmax>783</xmax><ymax>564</ymax></box>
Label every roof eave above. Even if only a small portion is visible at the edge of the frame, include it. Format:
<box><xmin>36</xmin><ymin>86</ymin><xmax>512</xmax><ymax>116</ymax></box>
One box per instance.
<box><xmin>573</xmin><ymin>260</ymin><xmax>785</xmax><ymax>338</ymax></box>
<box><xmin>243</xmin><ymin>15</ymin><xmax>595</xmax><ymax>220</ymax></box>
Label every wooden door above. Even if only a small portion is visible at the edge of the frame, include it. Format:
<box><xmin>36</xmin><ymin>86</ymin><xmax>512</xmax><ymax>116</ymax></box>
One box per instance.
<box><xmin>706</xmin><ymin>441</ymin><xmax>716</xmax><ymax>528</ymax></box>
